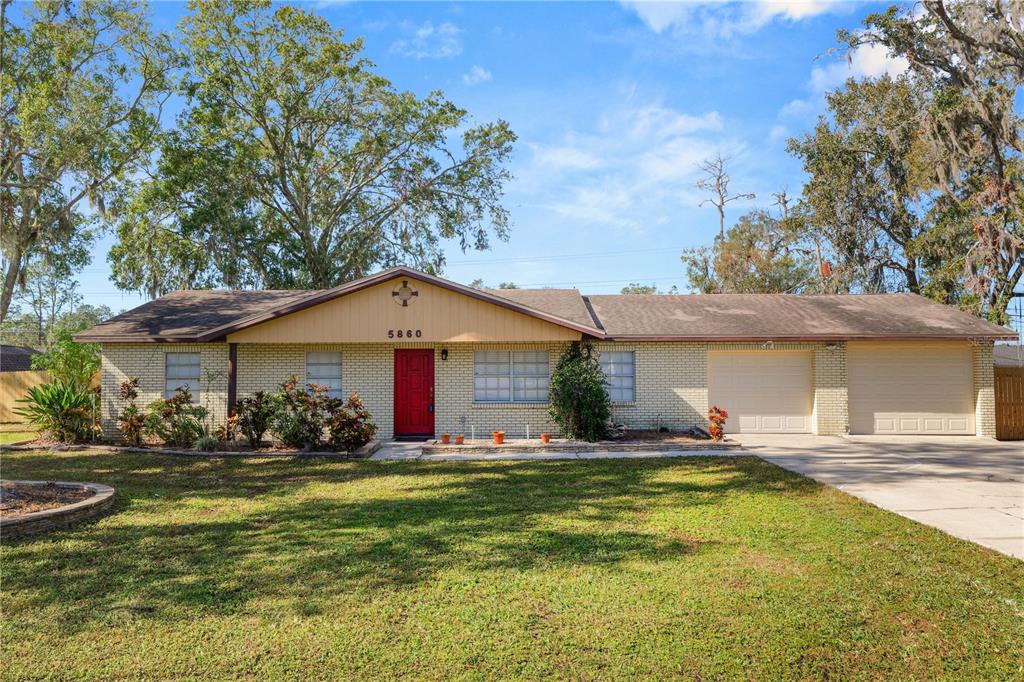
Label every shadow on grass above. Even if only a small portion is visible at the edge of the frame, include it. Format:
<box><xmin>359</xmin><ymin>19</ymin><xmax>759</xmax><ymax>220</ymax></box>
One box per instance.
<box><xmin>1</xmin><ymin>450</ymin><xmax>819</xmax><ymax>632</ymax></box>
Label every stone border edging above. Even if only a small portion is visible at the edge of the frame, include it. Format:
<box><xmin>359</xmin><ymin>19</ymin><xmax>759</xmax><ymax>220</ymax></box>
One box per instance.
<box><xmin>0</xmin><ymin>440</ymin><xmax>381</xmax><ymax>459</ymax></box>
<box><xmin>1</xmin><ymin>481</ymin><xmax>115</xmax><ymax>540</ymax></box>
<box><xmin>421</xmin><ymin>440</ymin><xmax>740</xmax><ymax>455</ymax></box>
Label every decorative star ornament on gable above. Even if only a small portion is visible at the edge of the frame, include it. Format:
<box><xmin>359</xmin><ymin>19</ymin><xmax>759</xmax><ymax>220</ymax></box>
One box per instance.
<box><xmin>392</xmin><ymin>280</ymin><xmax>419</xmax><ymax>307</ymax></box>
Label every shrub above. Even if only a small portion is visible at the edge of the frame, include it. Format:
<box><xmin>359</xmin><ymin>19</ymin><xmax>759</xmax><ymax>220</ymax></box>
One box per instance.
<box><xmin>272</xmin><ymin>376</ymin><xmax>329</xmax><ymax>450</ymax></box>
<box><xmin>548</xmin><ymin>341</ymin><xmax>611</xmax><ymax>442</ymax></box>
<box><xmin>326</xmin><ymin>392</ymin><xmax>378</xmax><ymax>452</ymax></box>
<box><xmin>215</xmin><ymin>415</ymin><xmax>239</xmax><ymax>443</ymax></box>
<box><xmin>117</xmin><ymin>378</ymin><xmax>146</xmax><ymax>446</ymax></box>
<box><xmin>30</xmin><ymin>328</ymin><xmax>100</xmax><ymax>390</ymax></box>
<box><xmin>235</xmin><ymin>391</ymin><xmax>275</xmax><ymax>447</ymax></box>
<box><xmin>144</xmin><ymin>388</ymin><xmax>208</xmax><ymax>447</ymax></box>
<box><xmin>14</xmin><ymin>379</ymin><xmax>97</xmax><ymax>443</ymax></box>
<box><xmin>708</xmin><ymin>406</ymin><xmax>729</xmax><ymax>442</ymax></box>
<box><xmin>194</xmin><ymin>432</ymin><xmax>218</xmax><ymax>452</ymax></box>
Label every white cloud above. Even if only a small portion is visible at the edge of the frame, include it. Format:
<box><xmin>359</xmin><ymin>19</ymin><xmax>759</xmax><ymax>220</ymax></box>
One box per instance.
<box><xmin>391</xmin><ymin>21</ymin><xmax>462</xmax><ymax>59</ymax></box>
<box><xmin>462</xmin><ymin>65</ymin><xmax>492</xmax><ymax>86</ymax></box>
<box><xmin>778</xmin><ymin>98</ymin><xmax>814</xmax><ymax>119</ymax></box>
<box><xmin>621</xmin><ymin>0</ymin><xmax>842</xmax><ymax>38</ymax></box>
<box><xmin>769</xmin><ymin>124</ymin><xmax>789</xmax><ymax>141</ymax></box>
<box><xmin>522</xmin><ymin>102</ymin><xmax>746</xmax><ymax>233</ymax></box>
<box><xmin>809</xmin><ymin>43</ymin><xmax>910</xmax><ymax>92</ymax></box>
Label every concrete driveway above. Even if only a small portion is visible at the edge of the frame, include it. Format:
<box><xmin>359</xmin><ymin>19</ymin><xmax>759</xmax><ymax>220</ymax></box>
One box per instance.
<box><xmin>735</xmin><ymin>434</ymin><xmax>1023</xmax><ymax>560</ymax></box>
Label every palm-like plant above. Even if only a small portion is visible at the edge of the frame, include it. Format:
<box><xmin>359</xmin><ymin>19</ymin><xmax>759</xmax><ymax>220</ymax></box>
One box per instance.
<box><xmin>14</xmin><ymin>380</ymin><xmax>97</xmax><ymax>443</ymax></box>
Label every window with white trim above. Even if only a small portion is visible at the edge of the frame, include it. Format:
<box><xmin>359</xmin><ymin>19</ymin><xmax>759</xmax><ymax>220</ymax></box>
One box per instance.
<box><xmin>599</xmin><ymin>351</ymin><xmax>635</xmax><ymax>402</ymax></box>
<box><xmin>165</xmin><ymin>352</ymin><xmax>201</xmax><ymax>400</ymax></box>
<box><xmin>306</xmin><ymin>351</ymin><xmax>342</xmax><ymax>398</ymax></box>
<box><xmin>474</xmin><ymin>350</ymin><xmax>549</xmax><ymax>403</ymax></box>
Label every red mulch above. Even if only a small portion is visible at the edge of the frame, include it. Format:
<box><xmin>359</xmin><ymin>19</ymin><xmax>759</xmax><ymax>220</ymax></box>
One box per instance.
<box><xmin>0</xmin><ymin>482</ymin><xmax>91</xmax><ymax>516</ymax></box>
<box><xmin>613</xmin><ymin>430</ymin><xmax>711</xmax><ymax>443</ymax></box>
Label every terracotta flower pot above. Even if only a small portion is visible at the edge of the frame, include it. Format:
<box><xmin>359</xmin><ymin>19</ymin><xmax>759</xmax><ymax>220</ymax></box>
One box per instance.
<box><xmin>540</xmin><ymin>433</ymin><xmax>551</xmax><ymax>444</ymax></box>
<box><xmin>492</xmin><ymin>431</ymin><xmax>506</xmax><ymax>445</ymax></box>
<box><xmin>440</xmin><ymin>433</ymin><xmax>451</xmax><ymax>444</ymax></box>
<box><xmin>455</xmin><ymin>434</ymin><xmax>464</xmax><ymax>445</ymax></box>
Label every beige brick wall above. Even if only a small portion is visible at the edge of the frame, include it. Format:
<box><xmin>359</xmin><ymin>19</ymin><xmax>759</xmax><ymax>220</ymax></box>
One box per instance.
<box><xmin>100</xmin><ymin>343</ymin><xmax>229</xmax><ymax>439</ymax></box>
<box><xmin>973</xmin><ymin>342</ymin><xmax>996</xmax><ymax>438</ymax></box>
<box><xmin>813</xmin><ymin>342</ymin><xmax>849</xmax><ymax>435</ymax></box>
<box><xmin>102</xmin><ymin>338</ymin><xmax>995</xmax><ymax>441</ymax></box>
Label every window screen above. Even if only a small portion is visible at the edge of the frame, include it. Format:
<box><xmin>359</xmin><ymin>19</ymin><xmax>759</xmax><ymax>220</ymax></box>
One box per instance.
<box><xmin>306</xmin><ymin>351</ymin><xmax>342</xmax><ymax>398</ymax></box>
<box><xmin>165</xmin><ymin>352</ymin><xmax>201</xmax><ymax>400</ymax></box>
<box><xmin>600</xmin><ymin>351</ymin><xmax>635</xmax><ymax>402</ymax></box>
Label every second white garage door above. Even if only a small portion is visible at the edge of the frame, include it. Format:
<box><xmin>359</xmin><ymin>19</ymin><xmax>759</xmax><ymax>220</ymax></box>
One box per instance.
<box><xmin>848</xmin><ymin>342</ymin><xmax>975</xmax><ymax>435</ymax></box>
<box><xmin>708</xmin><ymin>351</ymin><xmax>813</xmax><ymax>433</ymax></box>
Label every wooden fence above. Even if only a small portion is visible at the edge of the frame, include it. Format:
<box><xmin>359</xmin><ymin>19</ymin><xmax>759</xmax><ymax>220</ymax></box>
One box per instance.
<box><xmin>995</xmin><ymin>367</ymin><xmax>1024</xmax><ymax>441</ymax></box>
<box><xmin>0</xmin><ymin>370</ymin><xmax>51</xmax><ymax>422</ymax></box>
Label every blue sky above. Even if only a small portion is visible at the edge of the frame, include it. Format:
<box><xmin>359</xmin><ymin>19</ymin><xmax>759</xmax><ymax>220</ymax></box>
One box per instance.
<box><xmin>77</xmin><ymin>0</ymin><xmax>914</xmax><ymax>312</ymax></box>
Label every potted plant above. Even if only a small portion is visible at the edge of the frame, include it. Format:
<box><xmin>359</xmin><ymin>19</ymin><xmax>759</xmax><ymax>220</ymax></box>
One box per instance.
<box><xmin>540</xmin><ymin>433</ymin><xmax>551</xmax><ymax>444</ymax></box>
<box><xmin>455</xmin><ymin>434</ymin><xmax>464</xmax><ymax>445</ymax></box>
<box><xmin>440</xmin><ymin>433</ymin><xmax>451</xmax><ymax>444</ymax></box>
<box><xmin>492</xmin><ymin>430</ymin><xmax>506</xmax><ymax>445</ymax></box>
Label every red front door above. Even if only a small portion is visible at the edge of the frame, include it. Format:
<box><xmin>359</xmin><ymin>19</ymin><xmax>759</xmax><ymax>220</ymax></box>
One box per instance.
<box><xmin>394</xmin><ymin>349</ymin><xmax>435</xmax><ymax>438</ymax></box>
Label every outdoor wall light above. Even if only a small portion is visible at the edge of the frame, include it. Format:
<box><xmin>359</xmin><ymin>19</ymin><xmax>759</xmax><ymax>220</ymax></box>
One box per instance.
<box><xmin>441</xmin><ymin>348</ymin><xmax>449</xmax><ymax>361</ymax></box>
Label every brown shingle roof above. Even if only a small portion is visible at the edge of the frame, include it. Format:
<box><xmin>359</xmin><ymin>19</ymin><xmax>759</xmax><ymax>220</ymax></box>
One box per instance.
<box><xmin>75</xmin><ymin>289</ymin><xmax>318</xmax><ymax>342</ymax></box>
<box><xmin>75</xmin><ymin>267</ymin><xmax>1016</xmax><ymax>343</ymax></box>
<box><xmin>485</xmin><ymin>288</ymin><xmax>598</xmax><ymax>329</ymax></box>
<box><xmin>584</xmin><ymin>292</ymin><xmax>1015</xmax><ymax>340</ymax></box>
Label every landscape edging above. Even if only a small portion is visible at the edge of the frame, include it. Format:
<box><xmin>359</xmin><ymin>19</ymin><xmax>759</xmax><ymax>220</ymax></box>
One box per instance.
<box><xmin>1</xmin><ymin>481</ymin><xmax>115</xmax><ymax>540</ymax></box>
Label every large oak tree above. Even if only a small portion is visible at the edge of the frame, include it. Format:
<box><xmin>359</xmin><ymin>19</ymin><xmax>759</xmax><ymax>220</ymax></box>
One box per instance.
<box><xmin>110</xmin><ymin>0</ymin><xmax>516</xmax><ymax>296</ymax></box>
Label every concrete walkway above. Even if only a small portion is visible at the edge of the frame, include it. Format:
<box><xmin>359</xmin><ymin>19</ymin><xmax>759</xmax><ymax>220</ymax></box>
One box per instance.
<box><xmin>370</xmin><ymin>441</ymin><xmax>743</xmax><ymax>461</ymax></box>
<box><xmin>735</xmin><ymin>434</ymin><xmax>1024</xmax><ymax>560</ymax></box>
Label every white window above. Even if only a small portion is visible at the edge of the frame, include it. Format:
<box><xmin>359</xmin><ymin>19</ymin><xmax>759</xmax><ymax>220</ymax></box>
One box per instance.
<box><xmin>600</xmin><ymin>351</ymin><xmax>635</xmax><ymax>403</ymax></box>
<box><xmin>165</xmin><ymin>352</ymin><xmax>201</xmax><ymax>400</ymax></box>
<box><xmin>306</xmin><ymin>351</ymin><xmax>342</xmax><ymax>398</ymax></box>
<box><xmin>474</xmin><ymin>350</ymin><xmax>549</xmax><ymax>403</ymax></box>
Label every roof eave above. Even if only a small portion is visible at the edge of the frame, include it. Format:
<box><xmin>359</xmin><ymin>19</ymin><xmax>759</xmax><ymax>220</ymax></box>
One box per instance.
<box><xmin>602</xmin><ymin>333</ymin><xmax>1019</xmax><ymax>342</ymax></box>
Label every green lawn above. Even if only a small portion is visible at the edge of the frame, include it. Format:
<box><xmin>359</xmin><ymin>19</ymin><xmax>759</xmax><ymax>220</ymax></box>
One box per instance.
<box><xmin>2</xmin><ymin>450</ymin><xmax>1021</xmax><ymax>680</ymax></box>
<box><xmin>0</xmin><ymin>430</ymin><xmax>36</xmax><ymax>445</ymax></box>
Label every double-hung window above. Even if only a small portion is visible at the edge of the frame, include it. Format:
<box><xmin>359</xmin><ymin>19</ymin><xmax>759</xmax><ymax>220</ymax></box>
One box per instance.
<box><xmin>474</xmin><ymin>350</ymin><xmax>550</xmax><ymax>403</ymax></box>
<box><xmin>165</xmin><ymin>352</ymin><xmax>201</xmax><ymax>400</ymax></box>
<box><xmin>306</xmin><ymin>351</ymin><xmax>342</xmax><ymax>398</ymax></box>
<box><xmin>599</xmin><ymin>351</ymin><xmax>635</xmax><ymax>403</ymax></box>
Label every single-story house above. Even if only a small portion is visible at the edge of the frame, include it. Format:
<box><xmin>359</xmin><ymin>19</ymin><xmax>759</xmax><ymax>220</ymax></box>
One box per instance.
<box><xmin>76</xmin><ymin>266</ymin><xmax>1017</xmax><ymax>440</ymax></box>
<box><xmin>1</xmin><ymin>345</ymin><xmax>41</xmax><ymax>373</ymax></box>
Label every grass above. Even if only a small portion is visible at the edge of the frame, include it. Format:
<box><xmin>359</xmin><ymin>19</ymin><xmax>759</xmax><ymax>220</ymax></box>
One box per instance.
<box><xmin>1</xmin><ymin>450</ymin><xmax>1021</xmax><ymax>680</ymax></box>
<box><xmin>0</xmin><ymin>430</ymin><xmax>36</xmax><ymax>445</ymax></box>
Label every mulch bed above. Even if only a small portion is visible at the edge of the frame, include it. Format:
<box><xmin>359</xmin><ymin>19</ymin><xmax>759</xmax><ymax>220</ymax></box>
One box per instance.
<box><xmin>0</xmin><ymin>482</ymin><xmax>91</xmax><ymax>517</ymax></box>
<box><xmin>611</xmin><ymin>430</ymin><xmax>712</xmax><ymax>444</ymax></box>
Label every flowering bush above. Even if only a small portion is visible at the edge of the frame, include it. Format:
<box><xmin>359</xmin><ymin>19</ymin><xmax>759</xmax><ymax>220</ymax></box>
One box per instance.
<box><xmin>117</xmin><ymin>378</ymin><xmax>146</xmax><ymax>446</ymax></box>
<box><xmin>326</xmin><ymin>392</ymin><xmax>378</xmax><ymax>452</ymax></box>
<box><xmin>235</xmin><ymin>391</ymin><xmax>275</xmax><ymax>447</ymax></box>
<box><xmin>708</xmin><ymin>406</ymin><xmax>729</xmax><ymax>442</ymax></box>
<box><xmin>272</xmin><ymin>376</ymin><xmax>330</xmax><ymax>450</ymax></box>
<box><xmin>144</xmin><ymin>388</ymin><xmax>208</xmax><ymax>447</ymax></box>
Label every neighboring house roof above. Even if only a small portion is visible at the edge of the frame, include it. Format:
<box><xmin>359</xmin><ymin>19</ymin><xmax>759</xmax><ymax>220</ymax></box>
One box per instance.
<box><xmin>75</xmin><ymin>267</ymin><xmax>1018</xmax><ymax>343</ymax></box>
<box><xmin>994</xmin><ymin>344</ymin><xmax>1023</xmax><ymax>367</ymax></box>
<box><xmin>0</xmin><ymin>345</ymin><xmax>41</xmax><ymax>372</ymax></box>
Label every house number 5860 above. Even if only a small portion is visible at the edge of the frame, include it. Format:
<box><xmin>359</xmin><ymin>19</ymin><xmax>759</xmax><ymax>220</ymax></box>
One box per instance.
<box><xmin>388</xmin><ymin>329</ymin><xmax>422</xmax><ymax>338</ymax></box>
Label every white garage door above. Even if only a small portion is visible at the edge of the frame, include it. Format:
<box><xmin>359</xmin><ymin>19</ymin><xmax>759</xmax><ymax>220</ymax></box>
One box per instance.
<box><xmin>708</xmin><ymin>351</ymin><xmax>813</xmax><ymax>433</ymax></box>
<box><xmin>848</xmin><ymin>342</ymin><xmax>975</xmax><ymax>435</ymax></box>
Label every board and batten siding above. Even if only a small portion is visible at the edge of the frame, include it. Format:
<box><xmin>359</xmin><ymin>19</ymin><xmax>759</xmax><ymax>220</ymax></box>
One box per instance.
<box><xmin>225</xmin><ymin>278</ymin><xmax>583</xmax><ymax>345</ymax></box>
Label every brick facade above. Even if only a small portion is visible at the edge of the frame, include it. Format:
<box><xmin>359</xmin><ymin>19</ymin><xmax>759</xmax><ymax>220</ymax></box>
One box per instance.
<box><xmin>972</xmin><ymin>341</ymin><xmax>996</xmax><ymax>438</ymax></box>
<box><xmin>99</xmin><ymin>339</ymin><xmax>993</xmax><ymax>441</ymax></box>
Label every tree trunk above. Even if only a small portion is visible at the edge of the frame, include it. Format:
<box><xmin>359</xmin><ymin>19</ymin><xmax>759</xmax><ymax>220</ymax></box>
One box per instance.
<box><xmin>0</xmin><ymin>246</ymin><xmax>23</xmax><ymax>324</ymax></box>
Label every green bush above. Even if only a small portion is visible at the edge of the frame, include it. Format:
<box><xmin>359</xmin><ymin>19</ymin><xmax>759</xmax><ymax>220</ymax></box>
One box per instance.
<box><xmin>14</xmin><ymin>379</ymin><xmax>97</xmax><ymax>443</ymax></box>
<box><xmin>326</xmin><ymin>392</ymin><xmax>378</xmax><ymax>452</ymax></box>
<box><xmin>144</xmin><ymin>388</ymin><xmax>208</xmax><ymax>447</ymax></box>
<box><xmin>235</xmin><ymin>391</ymin><xmax>275</xmax><ymax>447</ymax></box>
<box><xmin>548</xmin><ymin>341</ymin><xmax>611</xmax><ymax>442</ymax></box>
<box><xmin>30</xmin><ymin>328</ymin><xmax>100</xmax><ymax>390</ymax></box>
<box><xmin>272</xmin><ymin>376</ymin><xmax>329</xmax><ymax>450</ymax></box>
